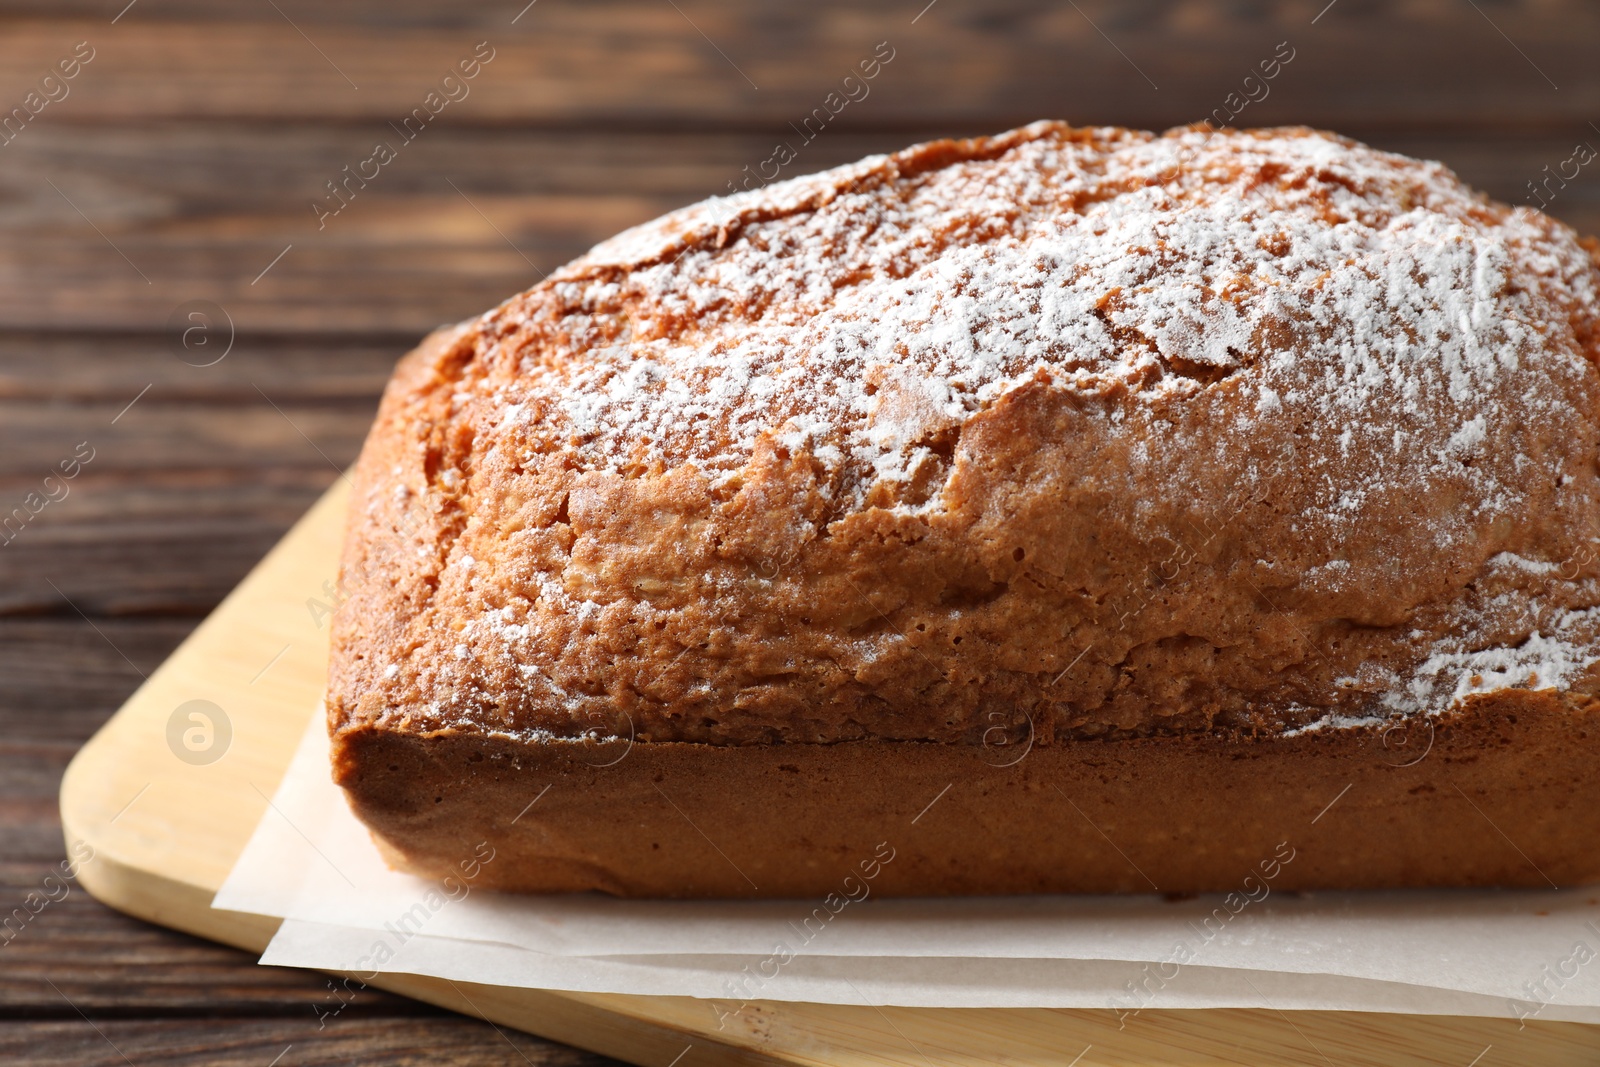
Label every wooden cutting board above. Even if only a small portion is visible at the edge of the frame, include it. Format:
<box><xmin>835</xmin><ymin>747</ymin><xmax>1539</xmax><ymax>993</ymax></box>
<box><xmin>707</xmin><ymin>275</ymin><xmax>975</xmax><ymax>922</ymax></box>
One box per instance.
<box><xmin>58</xmin><ymin>478</ymin><xmax>1600</xmax><ymax>1066</ymax></box>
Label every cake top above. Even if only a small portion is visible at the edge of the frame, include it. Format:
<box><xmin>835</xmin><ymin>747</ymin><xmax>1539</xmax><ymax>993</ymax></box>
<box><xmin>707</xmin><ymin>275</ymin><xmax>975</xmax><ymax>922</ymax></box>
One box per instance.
<box><xmin>489</xmin><ymin>123</ymin><xmax>1593</xmax><ymax>501</ymax></box>
<box><xmin>330</xmin><ymin>123</ymin><xmax>1600</xmax><ymax>747</ymax></box>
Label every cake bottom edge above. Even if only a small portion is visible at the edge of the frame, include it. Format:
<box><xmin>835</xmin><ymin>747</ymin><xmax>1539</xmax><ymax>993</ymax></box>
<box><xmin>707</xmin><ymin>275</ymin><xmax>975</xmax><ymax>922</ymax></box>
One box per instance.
<box><xmin>329</xmin><ymin>688</ymin><xmax>1600</xmax><ymax>898</ymax></box>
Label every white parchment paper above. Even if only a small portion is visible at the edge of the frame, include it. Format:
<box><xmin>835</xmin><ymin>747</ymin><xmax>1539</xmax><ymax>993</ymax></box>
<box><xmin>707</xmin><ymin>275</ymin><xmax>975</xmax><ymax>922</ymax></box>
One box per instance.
<box><xmin>216</xmin><ymin>716</ymin><xmax>1600</xmax><ymax>1019</ymax></box>
<box><xmin>261</xmin><ymin>919</ymin><xmax>1600</xmax><ymax>1021</ymax></box>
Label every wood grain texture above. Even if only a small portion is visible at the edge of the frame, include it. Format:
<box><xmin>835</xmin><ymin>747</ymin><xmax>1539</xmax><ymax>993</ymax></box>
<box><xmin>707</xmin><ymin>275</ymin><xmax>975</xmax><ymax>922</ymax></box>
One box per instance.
<box><xmin>0</xmin><ymin>880</ymin><xmax>420</xmax><ymax>1016</ymax></box>
<box><xmin>0</xmin><ymin>337</ymin><xmax>391</xmax><ymax>613</ymax></box>
<box><xmin>7</xmin><ymin>0</ymin><xmax>1600</xmax><ymax>1061</ymax></box>
<box><xmin>0</xmin><ymin>1</ymin><xmax>1595</xmax><ymax>128</ymax></box>
<box><xmin>0</xmin><ymin>620</ymin><xmax>188</xmax><ymax>737</ymax></box>
<box><xmin>0</xmin><ymin>1019</ymin><xmax>618</xmax><ymax>1067</ymax></box>
<box><xmin>0</xmin><ymin>124</ymin><xmax>1596</xmax><ymax>334</ymax></box>
<box><xmin>0</xmin><ymin>334</ymin><xmax>401</xmax><ymax>400</ymax></box>
<box><xmin>0</xmin><ymin>745</ymin><xmax>79</xmax><ymax>864</ymax></box>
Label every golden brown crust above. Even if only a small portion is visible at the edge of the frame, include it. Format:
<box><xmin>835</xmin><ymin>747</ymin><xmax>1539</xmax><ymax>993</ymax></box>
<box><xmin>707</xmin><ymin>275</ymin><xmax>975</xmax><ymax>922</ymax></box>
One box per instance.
<box><xmin>327</xmin><ymin>122</ymin><xmax>1600</xmax><ymax>893</ymax></box>
<box><xmin>329</xmin><ymin>121</ymin><xmax>1600</xmax><ymax>749</ymax></box>
<box><xmin>334</xmin><ymin>690</ymin><xmax>1600</xmax><ymax>897</ymax></box>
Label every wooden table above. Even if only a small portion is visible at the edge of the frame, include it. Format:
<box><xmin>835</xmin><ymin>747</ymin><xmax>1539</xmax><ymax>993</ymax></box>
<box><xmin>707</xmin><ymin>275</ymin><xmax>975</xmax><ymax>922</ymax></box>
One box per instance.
<box><xmin>2</xmin><ymin>2</ymin><xmax>1597</xmax><ymax>1063</ymax></box>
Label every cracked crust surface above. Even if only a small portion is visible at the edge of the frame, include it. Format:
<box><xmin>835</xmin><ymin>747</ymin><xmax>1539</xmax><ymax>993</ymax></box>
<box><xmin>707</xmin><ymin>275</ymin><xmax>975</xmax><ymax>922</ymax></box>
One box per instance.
<box><xmin>328</xmin><ymin>122</ymin><xmax>1600</xmax><ymax>753</ymax></box>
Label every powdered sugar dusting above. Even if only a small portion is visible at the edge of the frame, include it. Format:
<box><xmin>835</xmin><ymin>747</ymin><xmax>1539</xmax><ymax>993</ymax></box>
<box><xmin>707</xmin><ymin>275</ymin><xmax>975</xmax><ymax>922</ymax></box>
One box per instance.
<box><xmin>360</xmin><ymin>123</ymin><xmax>1600</xmax><ymax>741</ymax></box>
<box><xmin>482</xmin><ymin>126</ymin><xmax>1592</xmax><ymax>519</ymax></box>
<box><xmin>1400</xmin><ymin>607</ymin><xmax>1600</xmax><ymax>710</ymax></box>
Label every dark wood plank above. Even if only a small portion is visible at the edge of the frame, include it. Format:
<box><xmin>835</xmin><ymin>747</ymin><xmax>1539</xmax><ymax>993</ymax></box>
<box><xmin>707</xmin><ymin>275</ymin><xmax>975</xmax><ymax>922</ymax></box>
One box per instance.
<box><xmin>0</xmin><ymin>1</ymin><xmax>1595</xmax><ymax>129</ymax></box>
<box><xmin>0</xmin><ymin>123</ymin><xmax>795</xmax><ymax>206</ymax></box>
<box><xmin>0</xmin><ymin>619</ymin><xmax>185</xmax><ymax>740</ymax></box>
<box><xmin>0</xmin><ymin>123</ymin><xmax>897</xmax><ymax>334</ymax></box>
<box><xmin>0</xmin><ymin>203</ymin><xmax>657</xmax><ymax>336</ymax></box>
<box><xmin>0</xmin><ymin>400</ymin><xmax>368</xmax><ymax>479</ymax></box>
<box><xmin>0</xmin><ymin>384</ymin><xmax>367</xmax><ymax>615</ymax></box>
<box><xmin>0</xmin><ymin>625</ymin><xmax>161</xmax><ymax>860</ymax></box>
<box><xmin>0</xmin><ymin>123</ymin><xmax>1598</xmax><ymax>335</ymax></box>
<box><xmin>11</xmin><ymin>122</ymin><xmax>1586</xmax><ymax>227</ymax></box>
<box><xmin>0</xmin><ymin>1018</ymin><xmax>621</xmax><ymax>1066</ymax></box>
<box><xmin>0</xmin><ymin>333</ymin><xmax>401</xmax><ymax>401</ymax></box>
<box><xmin>0</xmin><ymin>3</ymin><xmax>1596</xmax><ymax>1062</ymax></box>
<box><xmin>0</xmin><ymin>864</ymin><xmax>423</xmax><ymax>1016</ymax></box>
<box><xmin>0</xmin><ymin>475</ymin><xmax>345</xmax><ymax>616</ymax></box>
<box><xmin>0</xmin><ymin>474</ymin><xmax>345</xmax><ymax>615</ymax></box>
<box><xmin>3</xmin><ymin>486</ymin><xmax>390</xmax><ymax>623</ymax></box>
<box><xmin>0</xmin><ymin>744</ymin><xmax>76</xmax><ymax>864</ymax></box>
<box><xmin>0</xmin><ymin>337</ymin><xmax>392</xmax><ymax>613</ymax></box>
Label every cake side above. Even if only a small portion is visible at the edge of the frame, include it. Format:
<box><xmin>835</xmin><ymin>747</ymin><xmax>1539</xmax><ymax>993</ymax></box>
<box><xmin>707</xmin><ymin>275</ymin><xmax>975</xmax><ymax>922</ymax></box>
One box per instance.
<box><xmin>331</xmin><ymin>688</ymin><xmax>1600</xmax><ymax>897</ymax></box>
<box><xmin>327</xmin><ymin>122</ymin><xmax>1600</xmax><ymax>751</ymax></box>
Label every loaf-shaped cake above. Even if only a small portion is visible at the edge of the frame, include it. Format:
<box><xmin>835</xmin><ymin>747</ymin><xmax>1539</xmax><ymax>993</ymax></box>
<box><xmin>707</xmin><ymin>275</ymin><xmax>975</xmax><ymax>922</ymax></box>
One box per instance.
<box><xmin>329</xmin><ymin>122</ymin><xmax>1600</xmax><ymax>897</ymax></box>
